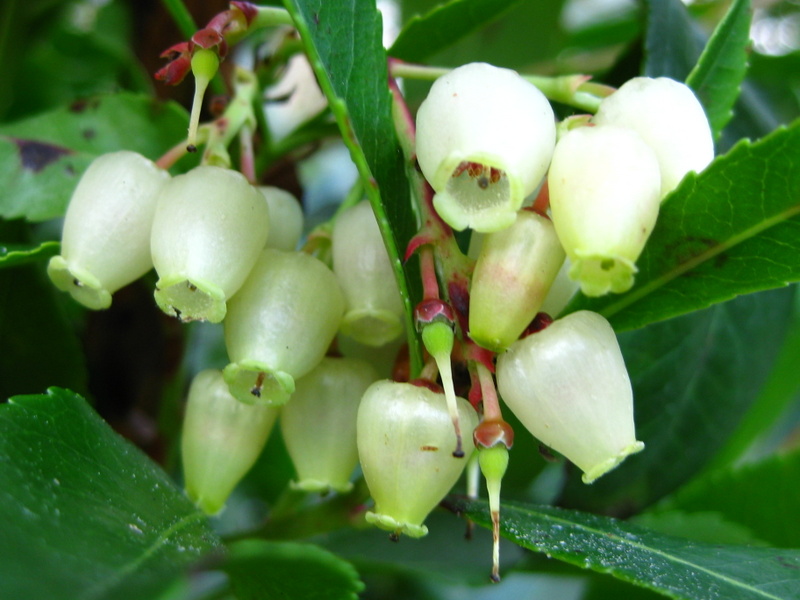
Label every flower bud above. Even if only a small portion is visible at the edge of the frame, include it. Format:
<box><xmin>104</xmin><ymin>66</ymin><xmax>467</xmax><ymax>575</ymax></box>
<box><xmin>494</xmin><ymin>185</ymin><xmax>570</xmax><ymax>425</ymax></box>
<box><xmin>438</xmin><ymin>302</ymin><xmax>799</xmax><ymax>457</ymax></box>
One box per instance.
<box><xmin>592</xmin><ymin>77</ymin><xmax>714</xmax><ymax>198</ymax></box>
<box><xmin>151</xmin><ymin>165</ymin><xmax>270</xmax><ymax>322</ymax></box>
<box><xmin>332</xmin><ymin>201</ymin><xmax>404</xmax><ymax>346</ymax></box>
<box><xmin>416</xmin><ymin>62</ymin><xmax>556</xmax><ymax>233</ymax></box>
<box><xmin>357</xmin><ymin>380</ymin><xmax>479</xmax><ymax>538</ymax></box>
<box><xmin>223</xmin><ymin>249</ymin><xmax>345</xmax><ymax>406</ymax></box>
<box><xmin>259</xmin><ymin>186</ymin><xmax>304</xmax><ymax>251</ymax></box>
<box><xmin>496</xmin><ymin>311</ymin><xmax>644</xmax><ymax>483</ymax></box>
<box><xmin>181</xmin><ymin>369</ymin><xmax>278</xmax><ymax>514</ymax></box>
<box><xmin>469</xmin><ymin>210</ymin><xmax>566</xmax><ymax>351</ymax></box>
<box><xmin>47</xmin><ymin>151</ymin><xmax>169</xmax><ymax>309</ymax></box>
<box><xmin>281</xmin><ymin>357</ymin><xmax>379</xmax><ymax>493</ymax></box>
<box><xmin>548</xmin><ymin>124</ymin><xmax>661</xmax><ymax>296</ymax></box>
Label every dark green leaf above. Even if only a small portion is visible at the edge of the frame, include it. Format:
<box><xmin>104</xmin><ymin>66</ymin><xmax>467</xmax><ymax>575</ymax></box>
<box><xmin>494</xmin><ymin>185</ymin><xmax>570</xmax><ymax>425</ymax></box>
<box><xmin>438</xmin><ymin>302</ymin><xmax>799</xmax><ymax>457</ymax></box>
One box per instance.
<box><xmin>0</xmin><ymin>220</ymin><xmax>86</xmax><ymax>399</ymax></box>
<box><xmin>564</xmin><ymin>120</ymin><xmax>800</xmax><ymax>331</ymax></box>
<box><xmin>283</xmin><ymin>0</ymin><xmax>422</xmax><ymax>373</ymax></box>
<box><xmin>643</xmin><ymin>0</ymin><xmax>705</xmax><ymax>80</ymax></box>
<box><xmin>686</xmin><ymin>0</ymin><xmax>751</xmax><ymax>139</ymax></box>
<box><xmin>560</xmin><ymin>286</ymin><xmax>794</xmax><ymax>513</ymax></box>
<box><xmin>224</xmin><ymin>539</ymin><xmax>364</xmax><ymax>600</ymax></box>
<box><xmin>0</xmin><ymin>389</ymin><xmax>221</xmax><ymax>600</ymax></box>
<box><xmin>0</xmin><ymin>93</ymin><xmax>189</xmax><ymax>221</ymax></box>
<box><xmin>705</xmin><ymin>296</ymin><xmax>800</xmax><ymax>471</ymax></box>
<box><xmin>656</xmin><ymin>448</ymin><xmax>800</xmax><ymax>548</ymax></box>
<box><xmin>445</xmin><ymin>497</ymin><xmax>800</xmax><ymax>600</ymax></box>
<box><xmin>0</xmin><ymin>239</ymin><xmax>59</xmax><ymax>268</ymax></box>
<box><xmin>389</xmin><ymin>0</ymin><xmax>523</xmax><ymax>63</ymax></box>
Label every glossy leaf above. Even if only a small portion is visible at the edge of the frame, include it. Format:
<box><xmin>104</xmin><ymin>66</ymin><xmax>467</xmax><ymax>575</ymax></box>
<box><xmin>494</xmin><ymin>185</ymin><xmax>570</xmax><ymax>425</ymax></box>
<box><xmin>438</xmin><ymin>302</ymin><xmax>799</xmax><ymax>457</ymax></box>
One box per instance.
<box><xmin>656</xmin><ymin>448</ymin><xmax>800</xmax><ymax>548</ymax></box>
<box><xmin>445</xmin><ymin>497</ymin><xmax>800</xmax><ymax>600</ymax></box>
<box><xmin>0</xmin><ymin>389</ymin><xmax>221</xmax><ymax>600</ymax></box>
<box><xmin>224</xmin><ymin>539</ymin><xmax>364</xmax><ymax>600</ymax></box>
<box><xmin>0</xmin><ymin>93</ymin><xmax>189</xmax><ymax>221</ymax></box>
<box><xmin>564</xmin><ymin>120</ymin><xmax>800</xmax><ymax>331</ymax></box>
<box><xmin>283</xmin><ymin>0</ymin><xmax>422</xmax><ymax>372</ymax></box>
<box><xmin>686</xmin><ymin>0</ymin><xmax>751</xmax><ymax>139</ymax></box>
<box><xmin>643</xmin><ymin>0</ymin><xmax>705</xmax><ymax>81</ymax></box>
<box><xmin>0</xmin><ymin>239</ymin><xmax>59</xmax><ymax>268</ymax></box>
<box><xmin>560</xmin><ymin>286</ymin><xmax>794</xmax><ymax>513</ymax></box>
<box><xmin>389</xmin><ymin>0</ymin><xmax>523</xmax><ymax>63</ymax></box>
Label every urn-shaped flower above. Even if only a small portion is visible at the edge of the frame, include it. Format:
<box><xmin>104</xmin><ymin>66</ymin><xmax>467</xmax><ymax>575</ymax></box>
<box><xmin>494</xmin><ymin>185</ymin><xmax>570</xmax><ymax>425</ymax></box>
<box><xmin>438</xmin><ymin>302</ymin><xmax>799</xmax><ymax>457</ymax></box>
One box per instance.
<box><xmin>416</xmin><ymin>62</ymin><xmax>556</xmax><ymax>233</ymax></box>
<box><xmin>332</xmin><ymin>201</ymin><xmax>404</xmax><ymax>346</ymax></box>
<box><xmin>259</xmin><ymin>186</ymin><xmax>304</xmax><ymax>251</ymax></box>
<box><xmin>548</xmin><ymin>124</ymin><xmax>661</xmax><ymax>296</ymax></box>
<box><xmin>469</xmin><ymin>210</ymin><xmax>565</xmax><ymax>351</ymax></box>
<box><xmin>48</xmin><ymin>151</ymin><xmax>169</xmax><ymax>309</ymax></box>
<box><xmin>593</xmin><ymin>77</ymin><xmax>714</xmax><ymax>198</ymax></box>
<box><xmin>181</xmin><ymin>369</ymin><xmax>279</xmax><ymax>514</ymax></box>
<box><xmin>496</xmin><ymin>311</ymin><xmax>644</xmax><ymax>483</ymax></box>
<box><xmin>151</xmin><ymin>165</ymin><xmax>270</xmax><ymax>323</ymax></box>
<box><xmin>223</xmin><ymin>249</ymin><xmax>345</xmax><ymax>406</ymax></box>
<box><xmin>282</xmin><ymin>357</ymin><xmax>379</xmax><ymax>493</ymax></box>
<box><xmin>357</xmin><ymin>380</ymin><xmax>479</xmax><ymax>538</ymax></box>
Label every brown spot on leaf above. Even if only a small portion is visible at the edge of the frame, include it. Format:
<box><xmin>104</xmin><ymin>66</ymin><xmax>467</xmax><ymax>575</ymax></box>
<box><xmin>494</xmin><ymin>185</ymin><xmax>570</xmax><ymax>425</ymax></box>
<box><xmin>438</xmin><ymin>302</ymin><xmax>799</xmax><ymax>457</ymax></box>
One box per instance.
<box><xmin>12</xmin><ymin>138</ymin><xmax>72</xmax><ymax>173</ymax></box>
<box><xmin>421</xmin><ymin>445</ymin><xmax>439</xmax><ymax>452</ymax></box>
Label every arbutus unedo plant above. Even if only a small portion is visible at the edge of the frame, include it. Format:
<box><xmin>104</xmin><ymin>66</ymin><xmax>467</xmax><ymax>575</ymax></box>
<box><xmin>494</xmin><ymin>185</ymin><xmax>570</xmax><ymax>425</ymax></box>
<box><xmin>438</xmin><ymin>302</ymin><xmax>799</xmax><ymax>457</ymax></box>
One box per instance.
<box><xmin>3</xmin><ymin>1</ymin><xmax>800</xmax><ymax>599</ymax></box>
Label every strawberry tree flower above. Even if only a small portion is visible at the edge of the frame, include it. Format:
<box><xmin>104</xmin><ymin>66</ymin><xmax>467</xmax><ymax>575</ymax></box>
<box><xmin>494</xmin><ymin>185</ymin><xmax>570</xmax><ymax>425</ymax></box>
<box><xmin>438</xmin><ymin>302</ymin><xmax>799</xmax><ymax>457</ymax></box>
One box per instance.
<box><xmin>415</xmin><ymin>62</ymin><xmax>556</xmax><ymax>233</ymax></box>
<box><xmin>281</xmin><ymin>357</ymin><xmax>379</xmax><ymax>493</ymax></box>
<box><xmin>223</xmin><ymin>249</ymin><xmax>345</xmax><ymax>406</ymax></box>
<box><xmin>259</xmin><ymin>186</ymin><xmax>304</xmax><ymax>251</ymax></box>
<box><xmin>332</xmin><ymin>201</ymin><xmax>404</xmax><ymax>347</ymax></box>
<box><xmin>48</xmin><ymin>151</ymin><xmax>170</xmax><ymax>310</ymax></box>
<box><xmin>150</xmin><ymin>165</ymin><xmax>270</xmax><ymax>323</ymax></box>
<box><xmin>496</xmin><ymin>311</ymin><xmax>644</xmax><ymax>483</ymax></box>
<box><xmin>181</xmin><ymin>369</ymin><xmax>279</xmax><ymax>514</ymax></box>
<box><xmin>548</xmin><ymin>123</ymin><xmax>661</xmax><ymax>296</ymax></box>
<box><xmin>357</xmin><ymin>380</ymin><xmax>479</xmax><ymax>538</ymax></box>
<box><xmin>592</xmin><ymin>77</ymin><xmax>714</xmax><ymax>198</ymax></box>
<box><xmin>469</xmin><ymin>210</ymin><xmax>566</xmax><ymax>351</ymax></box>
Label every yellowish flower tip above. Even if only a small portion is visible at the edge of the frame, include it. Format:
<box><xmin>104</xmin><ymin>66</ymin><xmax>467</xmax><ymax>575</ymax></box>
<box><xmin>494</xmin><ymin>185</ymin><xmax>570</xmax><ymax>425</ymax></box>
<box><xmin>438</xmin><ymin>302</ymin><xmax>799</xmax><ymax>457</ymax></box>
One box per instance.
<box><xmin>478</xmin><ymin>445</ymin><xmax>509</xmax><ymax>583</ymax></box>
<box><xmin>421</xmin><ymin>321</ymin><xmax>454</xmax><ymax>360</ymax></box>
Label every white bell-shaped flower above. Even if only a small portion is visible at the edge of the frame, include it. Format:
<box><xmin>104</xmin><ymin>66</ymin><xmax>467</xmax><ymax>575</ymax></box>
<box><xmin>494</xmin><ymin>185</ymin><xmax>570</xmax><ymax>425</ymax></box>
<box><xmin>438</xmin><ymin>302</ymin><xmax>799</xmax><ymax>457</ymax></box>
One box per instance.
<box><xmin>496</xmin><ymin>310</ymin><xmax>644</xmax><ymax>483</ymax></box>
<box><xmin>223</xmin><ymin>249</ymin><xmax>345</xmax><ymax>406</ymax></box>
<box><xmin>592</xmin><ymin>77</ymin><xmax>714</xmax><ymax>198</ymax></box>
<box><xmin>540</xmin><ymin>257</ymin><xmax>580</xmax><ymax>318</ymax></box>
<box><xmin>416</xmin><ymin>62</ymin><xmax>556</xmax><ymax>233</ymax></box>
<box><xmin>48</xmin><ymin>151</ymin><xmax>169</xmax><ymax>309</ymax></box>
<box><xmin>469</xmin><ymin>210</ymin><xmax>565</xmax><ymax>351</ymax></box>
<box><xmin>357</xmin><ymin>380</ymin><xmax>479</xmax><ymax>538</ymax></box>
<box><xmin>548</xmin><ymin>124</ymin><xmax>661</xmax><ymax>296</ymax></box>
<box><xmin>259</xmin><ymin>186</ymin><xmax>304</xmax><ymax>251</ymax></box>
<box><xmin>281</xmin><ymin>357</ymin><xmax>379</xmax><ymax>493</ymax></box>
<box><xmin>181</xmin><ymin>369</ymin><xmax>279</xmax><ymax>514</ymax></box>
<box><xmin>332</xmin><ymin>201</ymin><xmax>404</xmax><ymax>346</ymax></box>
<box><xmin>151</xmin><ymin>165</ymin><xmax>270</xmax><ymax>323</ymax></box>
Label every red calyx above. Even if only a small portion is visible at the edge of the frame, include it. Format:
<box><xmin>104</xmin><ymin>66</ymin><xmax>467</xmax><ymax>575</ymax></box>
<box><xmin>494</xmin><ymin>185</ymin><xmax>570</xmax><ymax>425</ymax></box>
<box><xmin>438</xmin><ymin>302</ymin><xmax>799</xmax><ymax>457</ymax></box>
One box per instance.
<box><xmin>473</xmin><ymin>419</ymin><xmax>515</xmax><ymax>450</ymax></box>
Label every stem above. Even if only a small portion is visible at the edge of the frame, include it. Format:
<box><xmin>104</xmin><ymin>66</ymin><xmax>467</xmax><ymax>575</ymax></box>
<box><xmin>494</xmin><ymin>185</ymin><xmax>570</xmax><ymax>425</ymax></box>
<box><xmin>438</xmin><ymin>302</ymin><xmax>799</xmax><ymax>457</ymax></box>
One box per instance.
<box><xmin>476</xmin><ymin>361</ymin><xmax>502</xmax><ymax>422</ymax></box>
<box><xmin>389</xmin><ymin>61</ymin><xmax>610</xmax><ymax>113</ymax></box>
<box><xmin>252</xmin><ymin>6</ymin><xmax>295</xmax><ymax>28</ymax></box>
<box><xmin>239</xmin><ymin>123</ymin><xmax>256</xmax><ymax>183</ymax></box>
<box><xmin>420</xmin><ymin>246</ymin><xmax>440</xmax><ymax>300</ymax></box>
<box><xmin>160</xmin><ymin>0</ymin><xmax>197</xmax><ymax>40</ymax></box>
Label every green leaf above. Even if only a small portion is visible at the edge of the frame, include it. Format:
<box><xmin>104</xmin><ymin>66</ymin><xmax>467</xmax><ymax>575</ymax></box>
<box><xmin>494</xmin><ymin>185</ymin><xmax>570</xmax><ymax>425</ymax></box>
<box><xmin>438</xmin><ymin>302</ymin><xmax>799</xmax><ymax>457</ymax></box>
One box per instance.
<box><xmin>560</xmin><ymin>286</ymin><xmax>794</xmax><ymax>513</ymax></box>
<box><xmin>0</xmin><ymin>388</ymin><xmax>221</xmax><ymax>600</ymax></box>
<box><xmin>0</xmin><ymin>220</ymin><xmax>86</xmax><ymax>399</ymax></box>
<box><xmin>631</xmin><ymin>510</ymin><xmax>766</xmax><ymax>546</ymax></box>
<box><xmin>445</xmin><ymin>497</ymin><xmax>800</xmax><ymax>600</ymax></box>
<box><xmin>0</xmin><ymin>239</ymin><xmax>59</xmax><ymax>268</ymax></box>
<box><xmin>656</xmin><ymin>448</ymin><xmax>800</xmax><ymax>548</ymax></box>
<box><xmin>564</xmin><ymin>120</ymin><xmax>800</xmax><ymax>331</ymax></box>
<box><xmin>223</xmin><ymin>539</ymin><xmax>364</xmax><ymax>600</ymax></box>
<box><xmin>389</xmin><ymin>0</ymin><xmax>523</xmax><ymax>63</ymax></box>
<box><xmin>283</xmin><ymin>0</ymin><xmax>422</xmax><ymax>373</ymax></box>
<box><xmin>686</xmin><ymin>0</ymin><xmax>751</xmax><ymax>139</ymax></box>
<box><xmin>705</xmin><ymin>296</ymin><xmax>800</xmax><ymax>471</ymax></box>
<box><xmin>0</xmin><ymin>92</ymin><xmax>189</xmax><ymax>221</ymax></box>
<box><xmin>643</xmin><ymin>0</ymin><xmax>705</xmax><ymax>80</ymax></box>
